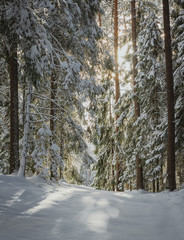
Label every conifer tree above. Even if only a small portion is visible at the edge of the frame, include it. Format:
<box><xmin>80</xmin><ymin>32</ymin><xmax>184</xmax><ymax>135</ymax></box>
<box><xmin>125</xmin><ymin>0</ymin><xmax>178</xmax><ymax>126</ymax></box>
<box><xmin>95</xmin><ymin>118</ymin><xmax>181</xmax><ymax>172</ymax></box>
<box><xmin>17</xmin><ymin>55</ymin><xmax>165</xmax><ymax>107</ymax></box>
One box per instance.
<box><xmin>172</xmin><ymin>0</ymin><xmax>184</xmax><ymax>186</ymax></box>
<box><xmin>92</xmin><ymin>69</ymin><xmax>115</xmax><ymax>190</ymax></box>
<box><xmin>113</xmin><ymin>0</ymin><xmax>121</xmax><ymax>191</ymax></box>
<box><xmin>135</xmin><ymin>4</ymin><xmax>166</xmax><ymax>192</ymax></box>
<box><xmin>9</xmin><ymin>41</ymin><xmax>20</xmax><ymax>173</ymax></box>
<box><xmin>0</xmin><ymin>57</ymin><xmax>10</xmax><ymax>173</ymax></box>
<box><xmin>131</xmin><ymin>0</ymin><xmax>143</xmax><ymax>190</ymax></box>
<box><xmin>0</xmin><ymin>0</ymin><xmax>103</xmax><ymax>179</ymax></box>
<box><xmin>163</xmin><ymin>0</ymin><xmax>176</xmax><ymax>191</ymax></box>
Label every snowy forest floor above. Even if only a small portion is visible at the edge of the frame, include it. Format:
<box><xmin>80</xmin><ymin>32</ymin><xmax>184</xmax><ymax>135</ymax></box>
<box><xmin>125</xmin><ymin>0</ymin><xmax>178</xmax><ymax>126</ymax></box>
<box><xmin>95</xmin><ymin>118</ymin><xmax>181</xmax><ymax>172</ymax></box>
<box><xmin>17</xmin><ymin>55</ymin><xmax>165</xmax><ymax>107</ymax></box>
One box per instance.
<box><xmin>0</xmin><ymin>175</ymin><xmax>184</xmax><ymax>240</ymax></box>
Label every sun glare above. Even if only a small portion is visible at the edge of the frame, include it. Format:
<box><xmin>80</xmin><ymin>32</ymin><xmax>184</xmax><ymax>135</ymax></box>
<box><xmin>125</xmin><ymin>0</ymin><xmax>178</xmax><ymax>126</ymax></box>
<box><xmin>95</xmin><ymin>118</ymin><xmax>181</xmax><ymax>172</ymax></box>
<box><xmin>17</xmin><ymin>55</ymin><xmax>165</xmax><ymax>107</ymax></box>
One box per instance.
<box><xmin>118</xmin><ymin>44</ymin><xmax>129</xmax><ymax>67</ymax></box>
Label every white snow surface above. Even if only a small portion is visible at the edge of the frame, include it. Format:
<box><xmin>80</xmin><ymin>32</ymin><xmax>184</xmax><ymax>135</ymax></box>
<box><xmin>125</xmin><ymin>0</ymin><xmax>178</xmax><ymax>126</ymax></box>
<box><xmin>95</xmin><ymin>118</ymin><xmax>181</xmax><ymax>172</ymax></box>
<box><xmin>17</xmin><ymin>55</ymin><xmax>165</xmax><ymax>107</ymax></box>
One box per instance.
<box><xmin>0</xmin><ymin>175</ymin><xmax>184</xmax><ymax>240</ymax></box>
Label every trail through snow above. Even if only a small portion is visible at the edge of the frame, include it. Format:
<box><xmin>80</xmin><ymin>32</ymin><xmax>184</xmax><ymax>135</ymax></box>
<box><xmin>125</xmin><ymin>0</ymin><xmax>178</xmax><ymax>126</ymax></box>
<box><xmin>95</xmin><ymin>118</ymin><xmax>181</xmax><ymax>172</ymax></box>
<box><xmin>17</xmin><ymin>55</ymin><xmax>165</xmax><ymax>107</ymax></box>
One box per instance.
<box><xmin>0</xmin><ymin>175</ymin><xmax>184</xmax><ymax>240</ymax></box>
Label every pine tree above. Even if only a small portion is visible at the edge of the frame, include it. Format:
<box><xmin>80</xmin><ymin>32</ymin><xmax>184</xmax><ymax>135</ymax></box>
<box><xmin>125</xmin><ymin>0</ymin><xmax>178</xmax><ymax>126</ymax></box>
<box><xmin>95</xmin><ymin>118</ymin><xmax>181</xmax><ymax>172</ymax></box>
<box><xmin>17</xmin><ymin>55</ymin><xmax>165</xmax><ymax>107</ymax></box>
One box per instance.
<box><xmin>50</xmin><ymin>71</ymin><xmax>58</xmax><ymax>180</ymax></box>
<box><xmin>131</xmin><ymin>0</ymin><xmax>143</xmax><ymax>190</ymax></box>
<box><xmin>0</xmin><ymin>0</ymin><xmax>103</xmax><ymax>180</ymax></box>
<box><xmin>92</xmin><ymin>70</ymin><xmax>115</xmax><ymax>190</ymax></box>
<box><xmin>18</xmin><ymin>82</ymin><xmax>32</xmax><ymax>177</ymax></box>
<box><xmin>135</xmin><ymin>4</ymin><xmax>166</xmax><ymax>192</ymax></box>
<box><xmin>163</xmin><ymin>0</ymin><xmax>176</xmax><ymax>191</ymax></box>
<box><xmin>0</xmin><ymin>57</ymin><xmax>10</xmax><ymax>174</ymax></box>
<box><xmin>9</xmin><ymin>42</ymin><xmax>20</xmax><ymax>173</ymax></box>
<box><xmin>172</xmin><ymin>0</ymin><xmax>184</xmax><ymax>186</ymax></box>
<box><xmin>113</xmin><ymin>0</ymin><xmax>121</xmax><ymax>191</ymax></box>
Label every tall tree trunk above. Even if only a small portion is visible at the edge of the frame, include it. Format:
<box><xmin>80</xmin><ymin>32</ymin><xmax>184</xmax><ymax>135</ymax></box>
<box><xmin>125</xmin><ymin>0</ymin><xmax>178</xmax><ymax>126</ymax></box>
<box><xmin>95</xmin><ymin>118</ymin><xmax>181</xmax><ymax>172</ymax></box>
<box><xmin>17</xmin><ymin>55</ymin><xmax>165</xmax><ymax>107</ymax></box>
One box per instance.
<box><xmin>59</xmin><ymin>131</ymin><xmax>64</xmax><ymax>179</ymax></box>
<box><xmin>109</xmin><ymin>93</ymin><xmax>115</xmax><ymax>192</ymax></box>
<box><xmin>162</xmin><ymin>0</ymin><xmax>176</xmax><ymax>191</ymax></box>
<box><xmin>114</xmin><ymin>0</ymin><xmax>120</xmax><ymax>191</ymax></box>
<box><xmin>9</xmin><ymin>43</ymin><xmax>19</xmax><ymax>173</ymax></box>
<box><xmin>155</xmin><ymin>87</ymin><xmax>160</xmax><ymax>192</ymax></box>
<box><xmin>131</xmin><ymin>0</ymin><xmax>143</xmax><ymax>190</ymax></box>
<box><xmin>50</xmin><ymin>72</ymin><xmax>57</xmax><ymax>137</ymax></box>
<box><xmin>22</xmin><ymin>76</ymin><xmax>26</xmax><ymax>126</ymax></box>
<box><xmin>50</xmin><ymin>71</ymin><xmax>57</xmax><ymax>179</ymax></box>
<box><xmin>18</xmin><ymin>82</ymin><xmax>32</xmax><ymax>177</ymax></box>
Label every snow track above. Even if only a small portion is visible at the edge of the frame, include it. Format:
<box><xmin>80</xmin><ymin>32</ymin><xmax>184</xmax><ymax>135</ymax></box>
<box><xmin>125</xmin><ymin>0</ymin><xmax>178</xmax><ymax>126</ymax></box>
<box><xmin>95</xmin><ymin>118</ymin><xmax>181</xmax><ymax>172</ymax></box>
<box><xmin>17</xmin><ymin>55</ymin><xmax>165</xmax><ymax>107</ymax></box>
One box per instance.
<box><xmin>0</xmin><ymin>175</ymin><xmax>184</xmax><ymax>240</ymax></box>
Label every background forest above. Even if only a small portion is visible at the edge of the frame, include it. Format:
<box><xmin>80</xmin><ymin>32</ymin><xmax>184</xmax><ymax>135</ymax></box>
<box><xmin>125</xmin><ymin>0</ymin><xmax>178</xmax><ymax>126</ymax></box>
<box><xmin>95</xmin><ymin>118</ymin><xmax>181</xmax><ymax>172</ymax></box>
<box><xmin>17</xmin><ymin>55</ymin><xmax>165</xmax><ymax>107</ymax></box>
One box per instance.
<box><xmin>0</xmin><ymin>0</ymin><xmax>184</xmax><ymax>193</ymax></box>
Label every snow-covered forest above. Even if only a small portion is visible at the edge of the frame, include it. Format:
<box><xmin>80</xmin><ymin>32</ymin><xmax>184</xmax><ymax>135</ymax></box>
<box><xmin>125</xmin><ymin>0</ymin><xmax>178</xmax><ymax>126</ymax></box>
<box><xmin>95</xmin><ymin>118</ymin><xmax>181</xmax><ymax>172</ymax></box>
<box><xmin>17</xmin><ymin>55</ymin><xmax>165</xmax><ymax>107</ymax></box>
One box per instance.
<box><xmin>1</xmin><ymin>0</ymin><xmax>183</xmax><ymax>192</ymax></box>
<box><xmin>1</xmin><ymin>0</ymin><xmax>184</xmax><ymax>239</ymax></box>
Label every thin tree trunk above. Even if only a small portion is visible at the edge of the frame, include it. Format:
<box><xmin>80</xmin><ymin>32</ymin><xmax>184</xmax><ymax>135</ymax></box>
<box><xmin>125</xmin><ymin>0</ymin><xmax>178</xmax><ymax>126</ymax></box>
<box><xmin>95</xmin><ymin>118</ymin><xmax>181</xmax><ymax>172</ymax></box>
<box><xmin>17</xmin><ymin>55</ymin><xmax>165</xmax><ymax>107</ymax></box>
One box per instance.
<box><xmin>59</xmin><ymin>132</ymin><xmax>64</xmax><ymax>179</ymax></box>
<box><xmin>22</xmin><ymin>76</ymin><xmax>26</xmax><ymax>126</ymax></box>
<box><xmin>154</xmin><ymin>86</ymin><xmax>160</xmax><ymax>193</ymax></box>
<box><xmin>109</xmin><ymin>94</ymin><xmax>115</xmax><ymax>192</ymax></box>
<box><xmin>160</xmin><ymin>164</ymin><xmax>164</xmax><ymax>190</ymax></box>
<box><xmin>156</xmin><ymin>178</ymin><xmax>159</xmax><ymax>192</ymax></box>
<box><xmin>130</xmin><ymin>181</ymin><xmax>132</xmax><ymax>191</ymax></box>
<box><xmin>112</xmin><ymin>165</ymin><xmax>115</xmax><ymax>191</ymax></box>
<box><xmin>98</xmin><ymin>13</ymin><xmax>102</xmax><ymax>27</ymax></box>
<box><xmin>153</xmin><ymin>179</ymin><xmax>155</xmax><ymax>193</ymax></box>
<box><xmin>131</xmin><ymin>0</ymin><xmax>143</xmax><ymax>190</ymax></box>
<box><xmin>9</xmin><ymin>43</ymin><xmax>19</xmax><ymax>173</ymax></box>
<box><xmin>114</xmin><ymin>0</ymin><xmax>120</xmax><ymax>191</ymax></box>
<box><xmin>18</xmin><ymin>82</ymin><xmax>32</xmax><ymax>177</ymax></box>
<box><xmin>50</xmin><ymin>72</ymin><xmax>57</xmax><ymax>136</ymax></box>
<box><xmin>162</xmin><ymin>0</ymin><xmax>176</xmax><ymax>191</ymax></box>
<box><xmin>50</xmin><ymin>71</ymin><xmax>57</xmax><ymax>179</ymax></box>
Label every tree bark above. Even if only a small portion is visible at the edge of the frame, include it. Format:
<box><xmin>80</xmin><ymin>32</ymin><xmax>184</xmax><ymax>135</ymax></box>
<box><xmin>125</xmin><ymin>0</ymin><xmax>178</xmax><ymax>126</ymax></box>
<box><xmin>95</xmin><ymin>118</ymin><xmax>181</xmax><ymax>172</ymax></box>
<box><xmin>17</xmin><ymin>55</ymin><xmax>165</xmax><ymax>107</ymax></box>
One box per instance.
<box><xmin>50</xmin><ymin>71</ymin><xmax>57</xmax><ymax>179</ymax></box>
<box><xmin>131</xmin><ymin>0</ymin><xmax>143</xmax><ymax>190</ymax></box>
<box><xmin>18</xmin><ymin>82</ymin><xmax>32</xmax><ymax>177</ymax></box>
<box><xmin>114</xmin><ymin>0</ymin><xmax>120</xmax><ymax>191</ymax></box>
<box><xmin>153</xmin><ymin>179</ymin><xmax>155</xmax><ymax>193</ymax></box>
<box><xmin>50</xmin><ymin>72</ymin><xmax>57</xmax><ymax>137</ymax></box>
<box><xmin>9</xmin><ymin>43</ymin><xmax>19</xmax><ymax>173</ymax></box>
<box><xmin>22</xmin><ymin>76</ymin><xmax>26</xmax><ymax>126</ymax></box>
<box><xmin>98</xmin><ymin>13</ymin><xmax>102</xmax><ymax>27</ymax></box>
<box><xmin>156</xmin><ymin>178</ymin><xmax>159</xmax><ymax>192</ymax></box>
<box><xmin>162</xmin><ymin>0</ymin><xmax>176</xmax><ymax>191</ymax></box>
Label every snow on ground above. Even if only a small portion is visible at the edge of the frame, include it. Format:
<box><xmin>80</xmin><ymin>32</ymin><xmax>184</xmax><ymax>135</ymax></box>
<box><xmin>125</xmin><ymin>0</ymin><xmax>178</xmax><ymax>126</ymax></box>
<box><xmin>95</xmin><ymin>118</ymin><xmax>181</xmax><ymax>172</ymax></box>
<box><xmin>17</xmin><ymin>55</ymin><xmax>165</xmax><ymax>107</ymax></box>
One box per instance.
<box><xmin>0</xmin><ymin>174</ymin><xmax>184</xmax><ymax>240</ymax></box>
